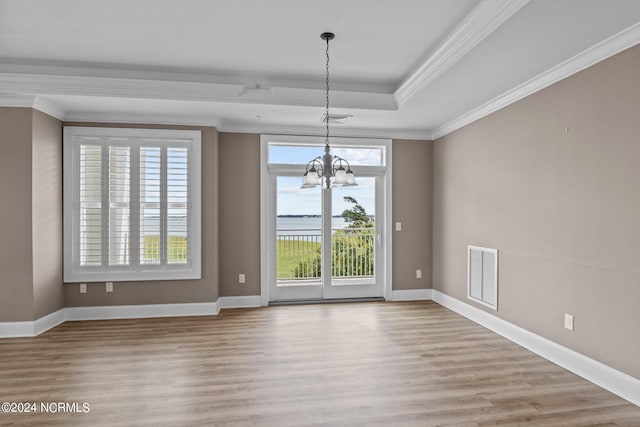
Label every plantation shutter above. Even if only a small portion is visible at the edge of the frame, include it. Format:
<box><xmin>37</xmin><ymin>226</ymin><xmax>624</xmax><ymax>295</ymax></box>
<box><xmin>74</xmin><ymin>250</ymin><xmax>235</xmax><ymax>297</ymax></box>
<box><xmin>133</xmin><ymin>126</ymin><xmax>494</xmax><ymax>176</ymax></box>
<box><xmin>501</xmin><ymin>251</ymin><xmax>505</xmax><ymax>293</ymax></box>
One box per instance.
<box><xmin>79</xmin><ymin>144</ymin><xmax>103</xmax><ymax>266</ymax></box>
<box><xmin>166</xmin><ymin>147</ymin><xmax>190</xmax><ymax>265</ymax></box>
<box><xmin>108</xmin><ymin>146</ymin><xmax>131</xmax><ymax>266</ymax></box>
<box><xmin>64</xmin><ymin>127</ymin><xmax>201</xmax><ymax>282</ymax></box>
<box><xmin>140</xmin><ymin>146</ymin><xmax>162</xmax><ymax>265</ymax></box>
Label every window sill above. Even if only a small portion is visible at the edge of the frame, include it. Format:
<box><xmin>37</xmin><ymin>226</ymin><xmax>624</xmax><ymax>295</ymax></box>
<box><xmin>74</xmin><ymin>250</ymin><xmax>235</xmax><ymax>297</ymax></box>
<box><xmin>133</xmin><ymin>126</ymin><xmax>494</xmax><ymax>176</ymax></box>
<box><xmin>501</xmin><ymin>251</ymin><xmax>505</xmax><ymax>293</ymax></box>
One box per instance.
<box><xmin>63</xmin><ymin>269</ymin><xmax>202</xmax><ymax>283</ymax></box>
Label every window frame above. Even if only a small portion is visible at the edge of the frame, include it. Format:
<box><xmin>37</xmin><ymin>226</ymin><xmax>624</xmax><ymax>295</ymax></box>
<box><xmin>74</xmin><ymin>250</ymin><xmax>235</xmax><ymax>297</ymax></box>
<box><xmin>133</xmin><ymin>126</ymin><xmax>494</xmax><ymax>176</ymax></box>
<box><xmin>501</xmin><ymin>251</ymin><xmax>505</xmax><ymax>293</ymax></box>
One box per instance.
<box><xmin>63</xmin><ymin>127</ymin><xmax>201</xmax><ymax>283</ymax></box>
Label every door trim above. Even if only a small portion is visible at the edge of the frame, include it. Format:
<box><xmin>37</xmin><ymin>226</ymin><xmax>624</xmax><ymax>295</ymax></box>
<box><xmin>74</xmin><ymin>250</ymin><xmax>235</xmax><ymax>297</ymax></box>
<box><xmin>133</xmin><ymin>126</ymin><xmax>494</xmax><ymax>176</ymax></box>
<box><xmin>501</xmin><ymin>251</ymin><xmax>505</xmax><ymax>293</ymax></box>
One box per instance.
<box><xmin>260</xmin><ymin>134</ymin><xmax>392</xmax><ymax>305</ymax></box>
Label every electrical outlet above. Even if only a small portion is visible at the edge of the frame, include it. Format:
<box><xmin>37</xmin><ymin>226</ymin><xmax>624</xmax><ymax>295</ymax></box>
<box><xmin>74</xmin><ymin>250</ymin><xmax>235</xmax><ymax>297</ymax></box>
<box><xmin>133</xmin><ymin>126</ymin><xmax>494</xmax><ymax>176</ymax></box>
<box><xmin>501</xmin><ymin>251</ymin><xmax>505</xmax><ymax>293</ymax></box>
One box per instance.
<box><xmin>395</xmin><ymin>222</ymin><xmax>402</xmax><ymax>231</ymax></box>
<box><xmin>80</xmin><ymin>283</ymin><xmax>87</xmax><ymax>294</ymax></box>
<box><xmin>106</xmin><ymin>282</ymin><xmax>113</xmax><ymax>293</ymax></box>
<box><xmin>416</xmin><ymin>269</ymin><xmax>422</xmax><ymax>279</ymax></box>
<box><xmin>564</xmin><ymin>313</ymin><xmax>574</xmax><ymax>331</ymax></box>
<box><xmin>239</xmin><ymin>274</ymin><xmax>246</xmax><ymax>284</ymax></box>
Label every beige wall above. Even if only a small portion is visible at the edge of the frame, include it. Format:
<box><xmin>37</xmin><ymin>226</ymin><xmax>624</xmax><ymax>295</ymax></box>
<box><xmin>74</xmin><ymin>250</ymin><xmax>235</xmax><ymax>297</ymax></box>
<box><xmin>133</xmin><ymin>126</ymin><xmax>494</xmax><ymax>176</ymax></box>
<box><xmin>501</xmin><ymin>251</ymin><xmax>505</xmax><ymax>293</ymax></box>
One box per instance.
<box><xmin>392</xmin><ymin>139</ymin><xmax>433</xmax><ymax>290</ymax></box>
<box><xmin>62</xmin><ymin>123</ymin><xmax>220</xmax><ymax>306</ymax></box>
<box><xmin>433</xmin><ymin>45</ymin><xmax>640</xmax><ymax>378</ymax></box>
<box><xmin>215</xmin><ymin>135</ymin><xmax>434</xmax><ymax>296</ymax></box>
<box><xmin>0</xmin><ymin>108</ymin><xmax>34</xmax><ymax>321</ymax></box>
<box><xmin>32</xmin><ymin>110</ymin><xmax>64</xmax><ymax>319</ymax></box>
<box><xmin>0</xmin><ymin>115</ymin><xmax>433</xmax><ymax>315</ymax></box>
<box><xmin>218</xmin><ymin>133</ymin><xmax>261</xmax><ymax>297</ymax></box>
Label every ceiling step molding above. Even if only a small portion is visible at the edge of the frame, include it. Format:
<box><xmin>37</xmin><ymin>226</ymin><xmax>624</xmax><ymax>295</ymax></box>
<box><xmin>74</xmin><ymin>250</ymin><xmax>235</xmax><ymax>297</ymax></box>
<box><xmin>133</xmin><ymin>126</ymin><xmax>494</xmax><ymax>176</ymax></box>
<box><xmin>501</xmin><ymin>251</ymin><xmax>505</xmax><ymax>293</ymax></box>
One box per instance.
<box><xmin>0</xmin><ymin>72</ymin><xmax>397</xmax><ymax>111</ymax></box>
<box><xmin>394</xmin><ymin>0</ymin><xmax>530</xmax><ymax>106</ymax></box>
<box><xmin>270</xmin><ymin>87</ymin><xmax>396</xmax><ymax>110</ymax></box>
<box><xmin>0</xmin><ymin>73</ymin><xmax>245</xmax><ymax>101</ymax></box>
<box><xmin>432</xmin><ymin>21</ymin><xmax>640</xmax><ymax>139</ymax></box>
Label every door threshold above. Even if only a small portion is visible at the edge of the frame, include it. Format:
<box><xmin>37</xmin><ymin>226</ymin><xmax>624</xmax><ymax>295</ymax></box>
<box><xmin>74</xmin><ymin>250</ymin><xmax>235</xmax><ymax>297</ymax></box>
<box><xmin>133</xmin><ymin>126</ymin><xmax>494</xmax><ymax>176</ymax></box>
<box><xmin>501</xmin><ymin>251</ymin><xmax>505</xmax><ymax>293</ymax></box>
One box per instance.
<box><xmin>269</xmin><ymin>297</ymin><xmax>385</xmax><ymax>306</ymax></box>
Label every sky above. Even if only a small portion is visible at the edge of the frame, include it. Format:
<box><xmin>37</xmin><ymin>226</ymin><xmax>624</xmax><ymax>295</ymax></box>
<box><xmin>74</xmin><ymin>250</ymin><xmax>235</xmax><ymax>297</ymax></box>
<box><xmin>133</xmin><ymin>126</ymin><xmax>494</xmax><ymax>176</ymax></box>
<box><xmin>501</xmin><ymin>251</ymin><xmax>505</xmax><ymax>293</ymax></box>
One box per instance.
<box><xmin>270</xmin><ymin>145</ymin><xmax>380</xmax><ymax>216</ymax></box>
<box><xmin>277</xmin><ymin>176</ymin><xmax>375</xmax><ymax>216</ymax></box>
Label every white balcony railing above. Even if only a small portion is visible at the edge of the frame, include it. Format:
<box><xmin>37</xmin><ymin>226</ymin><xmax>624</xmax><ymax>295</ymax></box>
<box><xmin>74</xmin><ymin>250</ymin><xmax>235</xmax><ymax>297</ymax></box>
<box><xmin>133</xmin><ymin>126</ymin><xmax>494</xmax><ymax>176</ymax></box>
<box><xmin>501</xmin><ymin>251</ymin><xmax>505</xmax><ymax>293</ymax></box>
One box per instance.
<box><xmin>276</xmin><ymin>228</ymin><xmax>375</xmax><ymax>281</ymax></box>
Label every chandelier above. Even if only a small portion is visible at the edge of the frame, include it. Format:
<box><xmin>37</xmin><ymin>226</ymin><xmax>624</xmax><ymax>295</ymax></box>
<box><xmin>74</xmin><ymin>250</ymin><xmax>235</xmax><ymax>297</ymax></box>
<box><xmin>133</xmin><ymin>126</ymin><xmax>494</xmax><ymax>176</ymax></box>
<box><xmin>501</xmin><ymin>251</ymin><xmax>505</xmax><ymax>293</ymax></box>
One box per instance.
<box><xmin>301</xmin><ymin>32</ymin><xmax>357</xmax><ymax>189</ymax></box>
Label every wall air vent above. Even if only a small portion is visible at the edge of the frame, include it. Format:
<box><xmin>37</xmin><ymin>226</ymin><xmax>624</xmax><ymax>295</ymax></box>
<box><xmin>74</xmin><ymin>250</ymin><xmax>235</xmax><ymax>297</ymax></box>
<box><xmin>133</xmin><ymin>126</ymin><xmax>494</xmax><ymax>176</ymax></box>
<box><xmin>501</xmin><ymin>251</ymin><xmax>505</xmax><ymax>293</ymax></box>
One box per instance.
<box><xmin>467</xmin><ymin>245</ymin><xmax>498</xmax><ymax>310</ymax></box>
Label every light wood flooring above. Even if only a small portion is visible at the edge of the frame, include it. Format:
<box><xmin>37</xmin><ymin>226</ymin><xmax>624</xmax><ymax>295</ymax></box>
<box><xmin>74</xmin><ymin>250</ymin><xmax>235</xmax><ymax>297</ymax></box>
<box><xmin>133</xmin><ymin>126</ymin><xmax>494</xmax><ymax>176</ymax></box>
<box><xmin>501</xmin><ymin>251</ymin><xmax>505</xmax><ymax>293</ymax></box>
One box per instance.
<box><xmin>0</xmin><ymin>301</ymin><xmax>638</xmax><ymax>426</ymax></box>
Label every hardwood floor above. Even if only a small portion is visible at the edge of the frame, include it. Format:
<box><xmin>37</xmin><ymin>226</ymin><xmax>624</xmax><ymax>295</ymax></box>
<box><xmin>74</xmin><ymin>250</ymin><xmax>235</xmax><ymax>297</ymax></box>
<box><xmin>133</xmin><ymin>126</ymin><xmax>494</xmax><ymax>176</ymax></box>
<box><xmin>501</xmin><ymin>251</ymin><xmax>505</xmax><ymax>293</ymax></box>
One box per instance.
<box><xmin>0</xmin><ymin>301</ymin><xmax>638</xmax><ymax>426</ymax></box>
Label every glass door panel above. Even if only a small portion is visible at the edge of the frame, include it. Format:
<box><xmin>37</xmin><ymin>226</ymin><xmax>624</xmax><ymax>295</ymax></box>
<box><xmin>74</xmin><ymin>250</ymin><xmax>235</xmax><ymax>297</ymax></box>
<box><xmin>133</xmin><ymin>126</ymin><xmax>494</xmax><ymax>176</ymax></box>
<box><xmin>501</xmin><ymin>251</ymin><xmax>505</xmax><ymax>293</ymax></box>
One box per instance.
<box><xmin>271</xmin><ymin>176</ymin><xmax>323</xmax><ymax>301</ymax></box>
<box><xmin>331</xmin><ymin>178</ymin><xmax>376</xmax><ymax>284</ymax></box>
<box><xmin>324</xmin><ymin>177</ymin><xmax>382</xmax><ymax>299</ymax></box>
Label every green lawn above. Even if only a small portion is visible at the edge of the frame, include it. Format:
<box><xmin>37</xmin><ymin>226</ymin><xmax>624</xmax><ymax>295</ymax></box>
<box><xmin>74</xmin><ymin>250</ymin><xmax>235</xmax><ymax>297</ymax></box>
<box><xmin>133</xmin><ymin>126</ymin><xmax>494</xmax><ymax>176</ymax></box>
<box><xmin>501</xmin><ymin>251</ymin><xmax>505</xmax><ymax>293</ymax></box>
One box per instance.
<box><xmin>143</xmin><ymin>235</ymin><xmax>188</xmax><ymax>263</ymax></box>
<box><xmin>276</xmin><ymin>238</ymin><xmax>321</xmax><ymax>279</ymax></box>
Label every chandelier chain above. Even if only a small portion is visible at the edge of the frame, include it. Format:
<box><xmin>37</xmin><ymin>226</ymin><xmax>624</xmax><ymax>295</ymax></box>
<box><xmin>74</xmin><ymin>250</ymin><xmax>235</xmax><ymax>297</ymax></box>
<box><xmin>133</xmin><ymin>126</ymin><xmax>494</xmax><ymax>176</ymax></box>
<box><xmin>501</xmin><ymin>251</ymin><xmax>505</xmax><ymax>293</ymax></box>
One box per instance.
<box><xmin>325</xmin><ymin>35</ymin><xmax>330</xmax><ymax>146</ymax></box>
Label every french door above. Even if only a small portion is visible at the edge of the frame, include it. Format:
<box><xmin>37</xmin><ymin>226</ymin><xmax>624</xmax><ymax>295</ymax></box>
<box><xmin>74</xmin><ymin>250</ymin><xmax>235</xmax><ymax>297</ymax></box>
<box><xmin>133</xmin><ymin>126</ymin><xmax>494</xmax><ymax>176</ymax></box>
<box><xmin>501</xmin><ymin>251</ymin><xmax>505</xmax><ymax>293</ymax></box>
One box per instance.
<box><xmin>266</xmin><ymin>170</ymin><xmax>386</xmax><ymax>302</ymax></box>
<box><xmin>261</xmin><ymin>135</ymin><xmax>391</xmax><ymax>303</ymax></box>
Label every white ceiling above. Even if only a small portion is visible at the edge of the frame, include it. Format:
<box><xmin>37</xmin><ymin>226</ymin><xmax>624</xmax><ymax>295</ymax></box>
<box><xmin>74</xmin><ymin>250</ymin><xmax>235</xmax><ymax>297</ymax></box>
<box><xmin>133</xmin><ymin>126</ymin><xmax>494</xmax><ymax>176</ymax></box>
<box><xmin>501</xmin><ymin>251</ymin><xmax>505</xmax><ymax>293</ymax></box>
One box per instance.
<box><xmin>1</xmin><ymin>0</ymin><xmax>640</xmax><ymax>139</ymax></box>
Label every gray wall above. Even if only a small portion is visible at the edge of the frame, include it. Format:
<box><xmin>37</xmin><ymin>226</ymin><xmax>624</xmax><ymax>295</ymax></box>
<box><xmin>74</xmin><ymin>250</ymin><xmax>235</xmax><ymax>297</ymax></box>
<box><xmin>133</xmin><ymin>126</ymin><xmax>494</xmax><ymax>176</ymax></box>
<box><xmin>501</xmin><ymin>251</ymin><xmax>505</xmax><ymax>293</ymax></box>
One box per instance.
<box><xmin>32</xmin><ymin>110</ymin><xmax>64</xmax><ymax>319</ymax></box>
<box><xmin>392</xmin><ymin>139</ymin><xmax>433</xmax><ymax>290</ymax></box>
<box><xmin>62</xmin><ymin>123</ymin><xmax>220</xmax><ymax>306</ymax></box>
<box><xmin>0</xmin><ymin>108</ymin><xmax>34</xmax><ymax>321</ymax></box>
<box><xmin>433</xmin><ymin>45</ymin><xmax>640</xmax><ymax>378</ymax></box>
<box><xmin>218</xmin><ymin>133</ymin><xmax>261</xmax><ymax>297</ymax></box>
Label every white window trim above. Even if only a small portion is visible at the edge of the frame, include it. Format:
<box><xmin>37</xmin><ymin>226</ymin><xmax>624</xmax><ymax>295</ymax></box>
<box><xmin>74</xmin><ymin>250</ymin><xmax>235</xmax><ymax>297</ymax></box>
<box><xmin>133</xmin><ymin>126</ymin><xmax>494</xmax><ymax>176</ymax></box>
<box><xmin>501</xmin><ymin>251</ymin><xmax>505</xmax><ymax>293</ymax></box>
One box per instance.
<box><xmin>259</xmin><ymin>134</ymin><xmax>393</xmax><ymax>304</ymax></box>
<box><xmin>63</xmin><ymin>127</ymin><xmax>201</xmax><ymax>283</ymax></box>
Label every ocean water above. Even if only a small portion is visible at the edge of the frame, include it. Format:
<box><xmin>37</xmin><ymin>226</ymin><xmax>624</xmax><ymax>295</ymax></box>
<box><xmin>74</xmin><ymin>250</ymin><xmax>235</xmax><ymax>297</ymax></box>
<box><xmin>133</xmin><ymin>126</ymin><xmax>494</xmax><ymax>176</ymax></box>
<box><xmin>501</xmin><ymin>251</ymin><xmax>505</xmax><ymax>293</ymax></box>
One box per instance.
<box><xmin>139</xmin><ymin>216</ymin><xmax>354</xmax><ymax>236</ymax></box>
<box><xmin>277</xmin><ymin>217</ymin><xmax>348</xmax><ymax>236</ymax></box>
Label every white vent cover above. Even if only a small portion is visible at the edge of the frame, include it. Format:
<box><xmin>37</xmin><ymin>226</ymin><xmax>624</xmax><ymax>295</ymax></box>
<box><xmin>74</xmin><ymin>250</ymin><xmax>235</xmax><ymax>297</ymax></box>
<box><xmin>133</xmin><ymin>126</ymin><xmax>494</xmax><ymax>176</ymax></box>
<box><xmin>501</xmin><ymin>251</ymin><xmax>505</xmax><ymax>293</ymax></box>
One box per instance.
<box><xmin>467</xmin><ymin>245</ymin><xmax>498</xmax><ymax>310</ymax></box>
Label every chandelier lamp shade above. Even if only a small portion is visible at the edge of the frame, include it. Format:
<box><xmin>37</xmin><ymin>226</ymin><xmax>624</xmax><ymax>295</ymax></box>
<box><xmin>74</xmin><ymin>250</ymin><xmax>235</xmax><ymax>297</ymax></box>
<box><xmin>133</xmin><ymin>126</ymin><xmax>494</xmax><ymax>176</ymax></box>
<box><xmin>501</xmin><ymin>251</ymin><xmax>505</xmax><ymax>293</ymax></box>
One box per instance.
<box><xmin>301</xmin><ymin>32</ymin><xmax>357</xmax><ymax>190</ymax></box>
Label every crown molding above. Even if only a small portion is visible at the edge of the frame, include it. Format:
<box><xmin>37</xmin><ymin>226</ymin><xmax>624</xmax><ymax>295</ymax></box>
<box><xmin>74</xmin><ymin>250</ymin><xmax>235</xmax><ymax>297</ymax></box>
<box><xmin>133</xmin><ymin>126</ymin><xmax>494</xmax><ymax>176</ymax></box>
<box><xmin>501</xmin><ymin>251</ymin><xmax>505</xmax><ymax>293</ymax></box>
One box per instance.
<box><xmin>63</xmin><ymin>111</ymin><xmax>222</xmax><ymax>129</ymax></box>
<box><xmin>0</xmin><ymin>94</ymin><xmax>37</xmax><ymax>107</ymax></box>
<box><xmin>0</xmin><ymin>94</ymin><xmax>66</xmax><ymax>119</ymax></box>
<box><xmin>219</xmin><ymin>119</ymin><xmax>432</xmax><ymax>140</ymax></box>
<box><xmin>59</xmin><ymin>112</ymin><xmax>431</xmax><ymax>139</ymax></box>
<box><xmin>32</xmin><ymin>97</ymin><xmax>66</xmax><ymax>120</ymax></box>
<box><xmin>432</xmin><ymin>21</ymin><xmax>640</xmax><ymax>140</ymax></box>
<box><xmin>394</xmin><ymin>0</ymin><xmax>530</xmax><ymax>106</ymax></box>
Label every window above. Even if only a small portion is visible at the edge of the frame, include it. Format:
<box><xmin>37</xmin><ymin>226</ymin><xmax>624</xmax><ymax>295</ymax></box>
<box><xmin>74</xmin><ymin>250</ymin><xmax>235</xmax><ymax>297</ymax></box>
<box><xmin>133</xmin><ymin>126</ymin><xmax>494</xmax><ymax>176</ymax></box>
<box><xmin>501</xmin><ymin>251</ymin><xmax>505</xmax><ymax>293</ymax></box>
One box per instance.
<box><xmin>63</xmin><ymin>127</ymin><xmax>201</xmax><ymax>282</ymax></box>
<box><xmin>268</xmin><ymin>140</ymin><xmax>385</xmax><ymax>166</ymax></box>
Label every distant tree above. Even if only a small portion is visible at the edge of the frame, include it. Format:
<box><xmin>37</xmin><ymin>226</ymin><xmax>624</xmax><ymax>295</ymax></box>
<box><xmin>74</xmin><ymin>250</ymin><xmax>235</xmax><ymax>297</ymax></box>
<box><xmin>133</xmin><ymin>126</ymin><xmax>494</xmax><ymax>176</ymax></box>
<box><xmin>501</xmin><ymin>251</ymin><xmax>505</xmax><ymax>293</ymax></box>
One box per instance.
<box><xmin>341</xmin><ymin>196</ymin><xmax>373</xmax><ymax>229</ymax></box>
<box><xmin>294</xmin><ymin>196</ymin><xmax>374</xmax><ymax>278</ymax></box>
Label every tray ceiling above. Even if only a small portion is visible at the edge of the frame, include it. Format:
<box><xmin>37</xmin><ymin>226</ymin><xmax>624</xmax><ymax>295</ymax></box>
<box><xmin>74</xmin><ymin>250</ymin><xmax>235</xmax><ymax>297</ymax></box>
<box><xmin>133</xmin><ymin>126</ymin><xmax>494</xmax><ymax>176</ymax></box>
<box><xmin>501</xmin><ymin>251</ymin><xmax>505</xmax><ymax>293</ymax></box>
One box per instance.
<box><xmin>1</xmin><ymin>0</ymin><xmax>639</xmax><ymax>139</ymax></box>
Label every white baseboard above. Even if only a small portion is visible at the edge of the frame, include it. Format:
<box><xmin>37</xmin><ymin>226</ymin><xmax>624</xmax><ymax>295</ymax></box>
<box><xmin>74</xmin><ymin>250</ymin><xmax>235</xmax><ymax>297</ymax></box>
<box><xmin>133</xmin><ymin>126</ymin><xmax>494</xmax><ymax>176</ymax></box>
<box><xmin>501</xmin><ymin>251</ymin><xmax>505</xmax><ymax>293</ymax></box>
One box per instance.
<box><xmin>34</xmin><ymin>309</ymin><xmax>66</xmax><ymax>335</ymax></box>
<box><xmin>431</xmin><ymin>290</ymin><xmax>640</xmax><ymax>407</ymax></box>
<box><xmin>0</xmin><ymin>297</ymin><xmax>263</xmax><ymax>339</ymax></box>
<box><xmin>65</xmin><ymin>302</ymin><xmax>220</xmax><ymax>321</ymax></box>
<box><xmin>0</xmin><ymin>309</ymin><xmax>66</xmax><ymax>338</ymax></box>
<box><xmin>217</xmin><ymin>295</ymin><xmax>262</xmax><ymax>309</ymax></box>
<box><xmin>0</xmin><ymin>320</ymin><xmax>37</xmax><ymax>338</ymax></box>
<box><xmin>391</xmin><ymin>288</ymin><xmax>433</xmax><ymax>301</ymax></box>
<box><xmin>0</xmin><ymin>301</ymin><xmax>220</xmax><ymax>338</ymax></box>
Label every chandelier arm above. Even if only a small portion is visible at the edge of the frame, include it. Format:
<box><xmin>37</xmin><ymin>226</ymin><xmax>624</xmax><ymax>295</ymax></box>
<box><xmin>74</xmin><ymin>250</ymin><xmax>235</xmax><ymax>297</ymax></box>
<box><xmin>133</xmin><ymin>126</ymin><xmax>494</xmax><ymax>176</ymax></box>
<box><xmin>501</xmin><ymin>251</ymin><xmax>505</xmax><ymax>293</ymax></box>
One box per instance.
<box><xmin>313</xmin><ymin>158</ymin><xmax>324</xmax><ymax>175</ymax></box>
<box><xmin>331</xmin><ymin>156</ymin><xmax>352</xmax><ymax>171</ymax></box>
<box><xmin>305</xmin><ymin>156</ymin><xmax>323</xmax><ymax>172</ymax></box>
